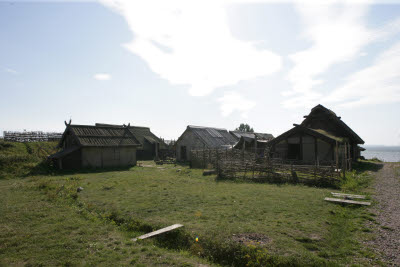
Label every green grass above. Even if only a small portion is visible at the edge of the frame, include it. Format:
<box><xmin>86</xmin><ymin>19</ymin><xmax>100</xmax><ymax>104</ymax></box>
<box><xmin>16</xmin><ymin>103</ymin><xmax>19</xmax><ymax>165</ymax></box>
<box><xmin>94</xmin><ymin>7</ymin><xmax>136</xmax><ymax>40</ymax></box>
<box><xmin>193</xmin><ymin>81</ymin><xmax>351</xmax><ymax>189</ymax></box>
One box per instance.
<box><xmin>340</xmin><ymin>160</ymin><xmax>383</xmax><ymax>193</ymax></box>
<box><xmin>0</xmin><ymin>150</ymin><xmax>382</xmax><ymax>266</ymax></box>
<box><xmin>0</xmin><ymin>141</ymin><xmax>58</xmax><ymax>179</ymax></box>
<box><xmin>0</xmin><ymin>177</ymin><xmax>213</xmax><ymax>266</ymax></box>
<box><xmin>18</xmin><ymin>161</ymin><xmax>377</xmax><ymax>266</ymax></box>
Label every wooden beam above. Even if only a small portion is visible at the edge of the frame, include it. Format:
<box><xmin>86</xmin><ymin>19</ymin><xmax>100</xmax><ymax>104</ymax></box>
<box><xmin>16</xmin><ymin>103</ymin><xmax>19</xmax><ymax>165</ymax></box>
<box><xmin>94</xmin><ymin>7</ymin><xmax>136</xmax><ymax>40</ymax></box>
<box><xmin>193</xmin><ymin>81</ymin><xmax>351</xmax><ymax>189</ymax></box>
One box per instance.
<box><xmin>314</xmin><ymin>137</ymin><xmax>318</xmax><ymax>163</ymax></box>
<box><xmin>132</xmin><ymin>224</ymin><xmax>183</xmax><ymax>242</ymax></box>
<box><xmin>331</xmin><ymin>192</ymin><xmax>366</xmax><ymax>199</ymax></box>
<box><xmin>299</xmin><ymin>135</ymin><xmax>303</xmax><ymax>160</ymax></box>
<box><xmin>324</xmin><ymin>197</ymin><xmax>370</xmax><ymax>206</ymax></box>
<box><xmin>335</xmin><ymin>141</ymin><xmax>339</xmax><ymax>170</ymax></box>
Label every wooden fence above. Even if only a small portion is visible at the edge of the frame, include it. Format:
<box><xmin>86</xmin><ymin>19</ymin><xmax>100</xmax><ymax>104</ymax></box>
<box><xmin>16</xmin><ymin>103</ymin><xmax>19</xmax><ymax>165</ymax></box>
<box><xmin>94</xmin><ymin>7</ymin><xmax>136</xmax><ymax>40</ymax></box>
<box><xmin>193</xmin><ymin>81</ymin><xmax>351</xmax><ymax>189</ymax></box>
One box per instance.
<box><xmin>190</xmin><ymin>148</ymin><xmax>343</xmax><ymax>188</ymax></box>
<box><xmin>3</xmin><ymin>131</ymin><xmax>62</xmax><ymax>142</ymax></box>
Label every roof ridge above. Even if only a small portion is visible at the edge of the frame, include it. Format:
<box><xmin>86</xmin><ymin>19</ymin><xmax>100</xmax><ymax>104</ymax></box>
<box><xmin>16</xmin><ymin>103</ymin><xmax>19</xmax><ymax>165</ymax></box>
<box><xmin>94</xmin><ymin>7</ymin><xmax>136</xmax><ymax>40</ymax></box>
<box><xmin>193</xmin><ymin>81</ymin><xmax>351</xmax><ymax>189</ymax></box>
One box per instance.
<box><xmin>230</xmin><ymin>130</ymin><xmax>273</xmax><ymax>135</ymax></box>
<box><xmin>70</xmin><ymin>124</ymin><xmax>126</xmax><ymax>129</ymax></box>
<box><xmin>128</xmin><ymin>126</ymin><xmax>150</xmax><ymax>129</ymax></box>
<box><xmin>95</xmin><ymin>123</ymin><xmax>150</xmax><ymax>129</ymax></box>
<box><xmin>188</xmin><ymin>125</ymin><xmax>228</xmax><ymax>131</ymax></box>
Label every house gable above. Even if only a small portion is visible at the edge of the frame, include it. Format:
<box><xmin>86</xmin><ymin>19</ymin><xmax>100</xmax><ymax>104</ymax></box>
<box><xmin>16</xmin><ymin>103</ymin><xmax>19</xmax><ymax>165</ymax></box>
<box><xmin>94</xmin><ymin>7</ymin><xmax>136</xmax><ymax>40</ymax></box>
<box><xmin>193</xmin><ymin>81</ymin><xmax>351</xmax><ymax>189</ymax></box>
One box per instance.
<box><xmin>301</xmin><ymin>104</ymin><xmax>364</xmax><ymax>144</ymax></box>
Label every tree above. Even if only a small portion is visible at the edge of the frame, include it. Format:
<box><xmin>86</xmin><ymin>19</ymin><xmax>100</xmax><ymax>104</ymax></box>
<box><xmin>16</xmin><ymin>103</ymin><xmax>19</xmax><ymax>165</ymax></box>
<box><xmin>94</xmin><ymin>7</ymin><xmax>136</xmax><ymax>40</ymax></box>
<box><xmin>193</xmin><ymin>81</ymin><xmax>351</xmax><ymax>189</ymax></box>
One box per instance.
<box><xmin>235</xmin><ymin>123</ymin><xmax>254</xmax><ymax>132</ymax></box>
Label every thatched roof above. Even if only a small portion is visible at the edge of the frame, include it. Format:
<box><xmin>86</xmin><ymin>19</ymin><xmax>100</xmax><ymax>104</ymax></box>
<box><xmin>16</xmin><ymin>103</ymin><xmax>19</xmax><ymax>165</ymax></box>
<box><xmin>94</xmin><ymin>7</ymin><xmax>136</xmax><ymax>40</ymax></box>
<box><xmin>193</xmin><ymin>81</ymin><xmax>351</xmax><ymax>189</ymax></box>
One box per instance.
<box><xmin>233</xmin><ymin>136</ymin><xmax>270</xmax><ymax>150</ymax></box>
<box><xmin>95</xmin><ymin>123</ymin><xmax>167</xmax><ymax>150</ymax></box>
<box><xmin>266</xmin><ymin>124</ymin><xmax>347</xmax><ymax>147</ymax></box>
<box><xmin>301</xmin><ymin>104</ymin><xmax>364</xmax><ymax>144</ymax></box>
<box><xmin>230</xmin><ymin>131</ymin><xmax>274</xmax><ymax>141</ymax></box>
<box><xmin>58</xmin><ymin>124</ymin><xmax>141</xmax><ymax>148</ymax></box>
<box><xmin>127</xmin><ymin>127</ymin><xmax>166</xmax><ymax>149</ymax></box>
<box><xmin>179</xmin><ymin>125</ymin><xmax>237</xmax><ymax>148</ymax></box>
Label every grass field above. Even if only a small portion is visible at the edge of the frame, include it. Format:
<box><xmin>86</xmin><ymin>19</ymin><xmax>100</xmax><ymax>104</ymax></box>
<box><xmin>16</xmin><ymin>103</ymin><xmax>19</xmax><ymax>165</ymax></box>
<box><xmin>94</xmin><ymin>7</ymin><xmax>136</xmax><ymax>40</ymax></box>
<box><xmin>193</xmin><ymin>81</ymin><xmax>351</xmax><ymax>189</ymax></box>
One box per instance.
<box><xmin>0</xmin><ymin>141</ymin><xmax>382</xmax><ymax>266</ymax></box>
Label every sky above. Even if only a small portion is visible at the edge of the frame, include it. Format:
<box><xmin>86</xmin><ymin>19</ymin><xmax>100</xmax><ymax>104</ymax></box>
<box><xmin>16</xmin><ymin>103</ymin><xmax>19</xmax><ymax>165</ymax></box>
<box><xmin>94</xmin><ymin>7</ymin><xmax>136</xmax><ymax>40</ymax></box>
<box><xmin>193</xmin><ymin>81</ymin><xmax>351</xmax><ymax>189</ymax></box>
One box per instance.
<box><xmin>1</xmin><ymin>0</ymin><xmax>400</xmax><ymax>145</ymax></box>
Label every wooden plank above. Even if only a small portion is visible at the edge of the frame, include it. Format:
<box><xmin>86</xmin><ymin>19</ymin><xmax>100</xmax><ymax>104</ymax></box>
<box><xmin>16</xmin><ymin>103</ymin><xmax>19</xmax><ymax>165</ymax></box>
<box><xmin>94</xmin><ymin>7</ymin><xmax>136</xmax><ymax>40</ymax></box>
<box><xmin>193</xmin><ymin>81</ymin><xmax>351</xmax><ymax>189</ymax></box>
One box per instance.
<box><xmin>132</xmin><ymin>224</ymin><xmax>183</xmax><ymax>242</ymax></box>
<box><xmin>324</xmin><ymin>197</ymin><xmax>370</xmax><ymax>206</ymax></box>
<box><xmin>331</xmin><ymin>192</ymin><xmax>366</xmax><ymax>199</ymax></box>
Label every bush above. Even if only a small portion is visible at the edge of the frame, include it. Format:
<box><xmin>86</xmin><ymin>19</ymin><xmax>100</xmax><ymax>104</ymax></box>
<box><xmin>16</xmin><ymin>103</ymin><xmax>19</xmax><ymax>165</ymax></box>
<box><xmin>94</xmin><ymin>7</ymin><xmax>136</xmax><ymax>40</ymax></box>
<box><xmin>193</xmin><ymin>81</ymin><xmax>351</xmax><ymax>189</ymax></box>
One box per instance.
<box><xmin>370</xmin><ymin>157</ymin><xmax>383</xmax><ymax>163</ymax></box>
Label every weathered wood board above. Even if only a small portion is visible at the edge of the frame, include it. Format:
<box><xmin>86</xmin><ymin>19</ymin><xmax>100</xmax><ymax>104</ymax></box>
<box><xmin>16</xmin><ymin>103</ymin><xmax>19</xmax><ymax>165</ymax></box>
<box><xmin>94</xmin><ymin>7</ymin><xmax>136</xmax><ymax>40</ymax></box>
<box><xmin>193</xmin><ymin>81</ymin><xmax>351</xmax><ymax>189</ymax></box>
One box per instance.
<box><xmin>331</xmin><ymin>192</ymin><xmax>366</xmax><ymax>199</ymax></box>
<box><xmin>324</xmin><ymin>197</ymin><xmax>371</xmax><ymax>206</ymax></box>
<box><xmin>132</xmin><ymin>224</ymin><xmax>183</xmax><ymax>242</ymax></box>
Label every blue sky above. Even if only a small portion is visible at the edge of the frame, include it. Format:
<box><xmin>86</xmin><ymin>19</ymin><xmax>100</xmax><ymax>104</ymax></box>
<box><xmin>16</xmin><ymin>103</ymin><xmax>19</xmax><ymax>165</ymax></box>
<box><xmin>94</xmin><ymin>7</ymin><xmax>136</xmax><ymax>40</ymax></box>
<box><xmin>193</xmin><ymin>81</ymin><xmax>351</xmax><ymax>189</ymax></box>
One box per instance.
<box><xmin>1</xmin><ymin>1</ymin><xmax>400</xmax><ymax>145</ymax></box>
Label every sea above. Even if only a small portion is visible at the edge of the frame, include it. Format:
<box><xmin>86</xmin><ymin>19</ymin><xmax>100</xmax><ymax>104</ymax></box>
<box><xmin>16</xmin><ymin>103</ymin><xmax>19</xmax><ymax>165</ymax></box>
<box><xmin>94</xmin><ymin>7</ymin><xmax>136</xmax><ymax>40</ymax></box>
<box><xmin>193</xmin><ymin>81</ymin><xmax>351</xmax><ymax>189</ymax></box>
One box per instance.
<box><xmin>361</xmin><ymin>146</ymin><xmax>400</xmax><ymax>162</ymax></box>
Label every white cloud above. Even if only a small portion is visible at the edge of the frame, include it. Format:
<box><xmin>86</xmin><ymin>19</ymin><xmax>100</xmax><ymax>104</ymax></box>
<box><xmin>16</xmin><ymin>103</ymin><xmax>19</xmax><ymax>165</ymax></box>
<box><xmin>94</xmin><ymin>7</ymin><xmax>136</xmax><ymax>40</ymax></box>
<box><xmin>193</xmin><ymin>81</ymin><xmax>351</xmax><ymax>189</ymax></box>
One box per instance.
<box><xmin>99</xmin><ymin>0</ymin><xmax>281</xmax><ymax>97</ymax></box>
<box><xmin>94</xmin><ymin>73</ymin><xmax>111</xmax><ymax>81</ymax></box>
<box><xmin>3</xmin><ymin>67</ymin><xmax>18</xmax><ymax>74</ymax></box>
<box><xmin>217</xmin><ymin>91</ymin><xmax>256</xmax><ymax>118</ymax></box>
<box><xmin>283</xmin><ymin>2</ymin><xmax>400</xmax><ymax>109</ymax></box>
<box><xmin>283</xmin><ymin>2</ymin><xmax>373</xmax><ymax>108</ymax></box>
<box><xmin>325</xmin><ymin>41</ymin><xmax>400</xmax><ymax>107</ymax></box>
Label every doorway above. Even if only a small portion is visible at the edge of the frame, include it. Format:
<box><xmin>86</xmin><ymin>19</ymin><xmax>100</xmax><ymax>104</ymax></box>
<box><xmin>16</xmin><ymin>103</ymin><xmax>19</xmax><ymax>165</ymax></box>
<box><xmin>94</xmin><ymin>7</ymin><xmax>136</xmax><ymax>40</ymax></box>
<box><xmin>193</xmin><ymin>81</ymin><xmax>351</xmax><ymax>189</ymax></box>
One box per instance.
<box><xmin>180</xmin><ymin>146</ymin><xmax>187</xmax><ymax>161</ymax></box>
<box><xmin>288</xmin><ymin>144</ymin><xmax>301</xmax><ymax>160</ymax></box>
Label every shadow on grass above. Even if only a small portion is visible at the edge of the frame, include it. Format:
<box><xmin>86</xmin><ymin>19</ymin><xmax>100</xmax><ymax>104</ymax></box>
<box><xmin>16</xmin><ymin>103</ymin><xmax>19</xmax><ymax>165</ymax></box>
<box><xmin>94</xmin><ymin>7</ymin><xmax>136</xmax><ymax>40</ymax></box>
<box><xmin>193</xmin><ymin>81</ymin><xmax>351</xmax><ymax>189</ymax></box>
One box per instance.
<box><xmin>352</xmin><ymin>160</ymin><xmax>384</xmax><ymax>173</ymax></box>
<box><xmin>215</xmin><ymin>174</ymin><xmax>340</xmax><ymax>189</ymax></box>
<box><xmin>27</xmin><ymin>160</ymin><xmax>134</xmax><ymax>177</ymax></box>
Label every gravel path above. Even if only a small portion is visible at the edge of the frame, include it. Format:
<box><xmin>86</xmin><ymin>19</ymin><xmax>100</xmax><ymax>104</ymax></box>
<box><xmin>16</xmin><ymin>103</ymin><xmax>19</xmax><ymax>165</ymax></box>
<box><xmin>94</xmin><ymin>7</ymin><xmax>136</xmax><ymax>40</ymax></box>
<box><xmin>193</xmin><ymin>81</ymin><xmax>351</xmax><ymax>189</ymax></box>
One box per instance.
<box><xmin>369</xmin><ymin>163</ymin><xmax>400</xmax><ymax>265</ymax></box>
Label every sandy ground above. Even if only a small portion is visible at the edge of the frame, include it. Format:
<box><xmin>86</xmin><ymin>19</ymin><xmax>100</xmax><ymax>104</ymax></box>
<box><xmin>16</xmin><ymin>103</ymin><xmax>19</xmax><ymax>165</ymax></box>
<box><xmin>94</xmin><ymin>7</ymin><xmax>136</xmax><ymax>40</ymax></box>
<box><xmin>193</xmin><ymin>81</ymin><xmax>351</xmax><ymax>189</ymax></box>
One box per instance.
<box><xmin>368</xmin><ymin>163</ymin><xmax>400</xmax><ymax>265</ymax></box>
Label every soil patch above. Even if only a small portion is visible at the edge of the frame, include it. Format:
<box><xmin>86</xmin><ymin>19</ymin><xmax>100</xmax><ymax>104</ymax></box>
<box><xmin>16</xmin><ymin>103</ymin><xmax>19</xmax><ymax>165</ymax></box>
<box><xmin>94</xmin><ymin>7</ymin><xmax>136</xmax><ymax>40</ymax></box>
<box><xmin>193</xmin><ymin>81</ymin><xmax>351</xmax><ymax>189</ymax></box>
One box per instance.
<box><xmin>231</xmin><ymin>233</ymin><xmax>270</xmax><ymax>246</ymax></box>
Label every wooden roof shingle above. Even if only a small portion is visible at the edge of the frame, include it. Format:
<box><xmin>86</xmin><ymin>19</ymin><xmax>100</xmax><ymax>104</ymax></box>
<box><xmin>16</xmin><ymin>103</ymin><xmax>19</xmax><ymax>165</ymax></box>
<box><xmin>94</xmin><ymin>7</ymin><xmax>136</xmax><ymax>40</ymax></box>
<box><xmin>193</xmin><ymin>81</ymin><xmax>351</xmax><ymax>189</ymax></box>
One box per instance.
<box><xmin>183</xmin><ymin>125</ymin><xmax>237</xmax><ymax>148</ymax></box>
<box><xmin>95</xmin><ymin>123</ymin><xmax>167</xmax><ymax>150</ymax></box>
<box><xmin>58</xmin><ymin>124</ymin><xmax>141</xmax><ymax>148</ymax></box>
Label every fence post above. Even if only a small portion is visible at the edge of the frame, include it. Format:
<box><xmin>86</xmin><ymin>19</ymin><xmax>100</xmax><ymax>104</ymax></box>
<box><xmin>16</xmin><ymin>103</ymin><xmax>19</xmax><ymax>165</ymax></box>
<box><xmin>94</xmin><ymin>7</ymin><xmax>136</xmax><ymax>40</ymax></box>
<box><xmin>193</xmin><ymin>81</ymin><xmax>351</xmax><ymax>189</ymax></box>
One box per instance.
<box><xmin>254</xmin><ymin>135</ymin><xmax>257</xmax><ymax>161</ymax></box>
<box><xmin>208</xmin><ymin>149</ymin><xmax>211</xmax><ymax>168</ymax></box>
<box><xmin>342</xmin><ymin>145</ymin><xmax>346</xmax><ymax>179</ymax></box>
<box><xmin>203</xmin><ymin>145</ymin><xmax>206</xmax><ymax>169</ymax></box>
<box><xmin>344</xmin><ymin>143</ymin><xmax>347</xmax><ymax>171</ymax></box>
<box><xmin>348</xmin><ymin>143</ymin><xmax>352</xmax><ymax>171</ymax></box>
<box><xmin>215</xmin><ymin>148</ymin><xmax>219</xmax><ymax>172</ymax></box>
<box><xmin>230</xmin><ymin>152</ymin><xmax>234</xmax><ymax>177</ymax></box>
<box><xmin>242</xmin><ymin>140</ymin><xmax>245</xmax><ymax>164</ymax></box>
<box><xmin>335</xmin><ymin>141</ymin><xmax>339</xmax><ymax>171</ymax></box>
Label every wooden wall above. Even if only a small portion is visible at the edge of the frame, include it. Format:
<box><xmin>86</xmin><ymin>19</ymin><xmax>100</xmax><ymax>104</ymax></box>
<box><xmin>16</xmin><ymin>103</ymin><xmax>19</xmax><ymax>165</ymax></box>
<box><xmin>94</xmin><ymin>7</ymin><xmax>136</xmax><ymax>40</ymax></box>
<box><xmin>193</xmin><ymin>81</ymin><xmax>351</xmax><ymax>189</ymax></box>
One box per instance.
<box><xmin>81</xmin><ymin>147</ymin><xmax>137</xmax><ymax>168</ymax></box>
<box><xmin>176</xmin><ymin>130</ymin><xmax>206</xmax><ymax>161</ymax></box>
<box><xmin>137</xmin><ymin>141</ymin><xmax>156</xmax><ymax>160</ymax></box>
<box><xmin>272</xmin><ymin>133</ymin><xmax>335</xmax><ymax>163</ymax></box>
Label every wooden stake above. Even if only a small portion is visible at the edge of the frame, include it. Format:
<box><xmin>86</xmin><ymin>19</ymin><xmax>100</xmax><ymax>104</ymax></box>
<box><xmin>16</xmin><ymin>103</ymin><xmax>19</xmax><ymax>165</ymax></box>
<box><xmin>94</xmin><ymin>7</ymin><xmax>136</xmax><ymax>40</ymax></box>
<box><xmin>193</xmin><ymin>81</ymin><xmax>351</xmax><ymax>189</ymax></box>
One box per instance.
<box><xmin>132</xmin><ymin>224</ymin><xmax>183</xmax><ymax>242</ymax></box>
<box><xmin>335</xmin><ymin>141</ymin><xmax>339</xmax><ymax>171</ymax></box>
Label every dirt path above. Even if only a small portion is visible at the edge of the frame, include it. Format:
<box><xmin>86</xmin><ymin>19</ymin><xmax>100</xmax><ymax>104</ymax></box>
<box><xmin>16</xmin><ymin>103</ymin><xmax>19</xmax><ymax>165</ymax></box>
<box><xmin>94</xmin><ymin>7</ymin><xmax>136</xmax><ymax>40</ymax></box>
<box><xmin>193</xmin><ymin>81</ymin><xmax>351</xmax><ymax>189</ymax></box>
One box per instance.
<box><xmin>369</xmin><ymin>163</ymin><xmax>400</xmax><ymax>265</ymax></box>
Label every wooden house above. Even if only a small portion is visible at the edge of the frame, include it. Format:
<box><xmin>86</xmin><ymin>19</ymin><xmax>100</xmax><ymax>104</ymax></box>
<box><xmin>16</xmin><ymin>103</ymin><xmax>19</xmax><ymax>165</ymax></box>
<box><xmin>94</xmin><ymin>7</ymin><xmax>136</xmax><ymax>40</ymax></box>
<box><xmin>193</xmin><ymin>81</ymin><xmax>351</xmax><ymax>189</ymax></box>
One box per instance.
<box><xmin>49</xmin><ymin>123</ymin><xmax>141</xmax><ymax>169</ymax></box>
<box><xmin>231</xmin><ymin>131</ymin><xmax>274</xmax><ymax>152</ymax></box>
<box><xmin>176</xmin><ymin>125</ymin><xmax>237</xmax><ymax>161</ymax></box>
<box><xmin>267</xmin><ymin>104</ymin><xmax>364</xmax><ymax>163</ymax></box>
<box><xmin>96</xmin><ymin>123</ymin><xmax>167</xmax><ymax>160</ymax></box>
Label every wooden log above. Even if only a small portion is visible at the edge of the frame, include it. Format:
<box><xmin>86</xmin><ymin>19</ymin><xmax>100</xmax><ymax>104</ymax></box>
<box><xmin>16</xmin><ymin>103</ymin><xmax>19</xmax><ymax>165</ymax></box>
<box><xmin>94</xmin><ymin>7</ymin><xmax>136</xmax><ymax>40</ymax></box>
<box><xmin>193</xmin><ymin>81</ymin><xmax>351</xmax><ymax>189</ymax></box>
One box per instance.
<box><xmin>331</xmin><ymin>192</ymin><xmax>366</xmax><ymax>199</ymax></box>
<box><xmin>324</xmin><ymin>197</ymin><xmax>370</xmax><ymax>206</ymax></box>
<box><xmin>132</xmin><ymin>224</ymin><xmax>183</xmax><ymax>242</ymax></box>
